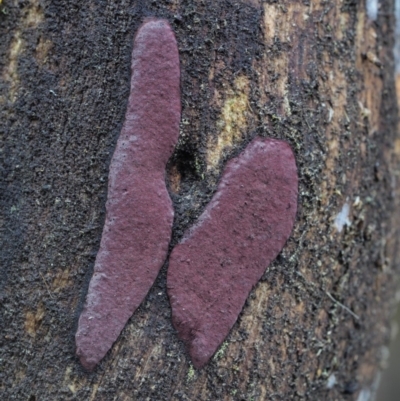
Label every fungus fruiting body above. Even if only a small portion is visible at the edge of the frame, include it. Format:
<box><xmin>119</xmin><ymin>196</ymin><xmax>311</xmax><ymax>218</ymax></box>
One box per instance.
<box><xmin>75</xmin><ymin>19</ymin><xmax>181</xmax><ymax>371</ymax></box>
<box><xmin>167</xmin><ymin>138</ymin><xmax>298</xmax><ymax>368</ymax></box>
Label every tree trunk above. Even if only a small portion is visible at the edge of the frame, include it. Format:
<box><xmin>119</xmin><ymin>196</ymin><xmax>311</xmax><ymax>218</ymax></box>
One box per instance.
<box><xmin>1</xmin><ymin>0</ymin><xmax>399</xmax><ymax>400</ymax></box>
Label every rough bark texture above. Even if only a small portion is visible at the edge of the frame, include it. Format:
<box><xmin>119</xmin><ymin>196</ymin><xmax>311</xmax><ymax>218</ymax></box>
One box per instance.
<box><xmin>1</xmin><ymin>0</ymin><xmax>399</xmax><ymax>400</ymax></box>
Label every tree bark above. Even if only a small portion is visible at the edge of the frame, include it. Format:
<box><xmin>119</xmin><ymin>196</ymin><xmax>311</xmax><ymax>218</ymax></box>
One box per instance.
<box><xmin>1</xmin><ymin>0</ymin><xmax>399</xmax><ymax>400</ymax></box>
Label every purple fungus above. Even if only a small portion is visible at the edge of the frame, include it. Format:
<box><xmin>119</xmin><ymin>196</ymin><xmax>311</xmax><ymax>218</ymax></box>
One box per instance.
<box><xmin>167</xmin><ymin>138</ymin><xmax>298</xmax><ymax>368</ymax></box>
<box><xmin>75</xmin><ymin>19</ymin><xmax>181</xmax><ymax>371</ymax></box>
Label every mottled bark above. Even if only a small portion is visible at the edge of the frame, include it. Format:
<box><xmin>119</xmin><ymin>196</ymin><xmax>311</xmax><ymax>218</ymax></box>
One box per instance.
<box><xmin>1</xmin><ymin>0</ymin><xmax>399</xmax><ymax>400</ymax></box>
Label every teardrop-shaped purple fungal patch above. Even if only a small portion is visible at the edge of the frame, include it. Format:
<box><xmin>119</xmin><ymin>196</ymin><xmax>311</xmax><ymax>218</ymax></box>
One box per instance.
<box><xmin>75</xmin><ymin>19</ymin><xmax>181</xmax><ymax>371</ymax></box>
<box><xmin>167</xmin><ymin>137</ymin><xmax>298</xmax><ymax>368</ymax></box>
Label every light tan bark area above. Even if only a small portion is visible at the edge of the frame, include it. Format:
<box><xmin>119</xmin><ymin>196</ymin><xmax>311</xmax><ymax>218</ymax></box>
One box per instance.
<box><xmin>1</xmin><ymin>0</ymin><xmax>399</xmax><ymax>400</ymax></box>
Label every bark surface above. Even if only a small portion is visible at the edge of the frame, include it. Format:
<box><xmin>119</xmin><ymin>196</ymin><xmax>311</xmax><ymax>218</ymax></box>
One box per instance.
<box><xmin>1</xmin><ymin>0</ymin><xmax>400</xmax><ymax>400</ymax></box>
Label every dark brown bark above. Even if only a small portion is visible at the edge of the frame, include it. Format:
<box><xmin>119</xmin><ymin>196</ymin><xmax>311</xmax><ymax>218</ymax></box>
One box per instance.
<box><xmin>1</xmin><ymin>0</ymin><xmax>399</xmax><ymax>400</ymax></box>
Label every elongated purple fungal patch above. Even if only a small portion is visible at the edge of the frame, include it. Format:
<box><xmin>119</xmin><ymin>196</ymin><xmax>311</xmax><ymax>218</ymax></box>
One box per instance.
<box><xmin>75</xmin><ymin>19</ymin><xmax>181</xmax><ymax>371</ymax></box>
<box><xmin>167</xmin><ymin>138</ymin><xmax>298</xmax><ymax>368</ymax></box>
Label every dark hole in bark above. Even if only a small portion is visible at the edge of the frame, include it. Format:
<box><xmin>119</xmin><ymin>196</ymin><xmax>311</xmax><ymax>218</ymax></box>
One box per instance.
<box><xmin>167</xmin><ymin>148</ymin><xmax>200</xmax><ymax>194</ymax></box>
